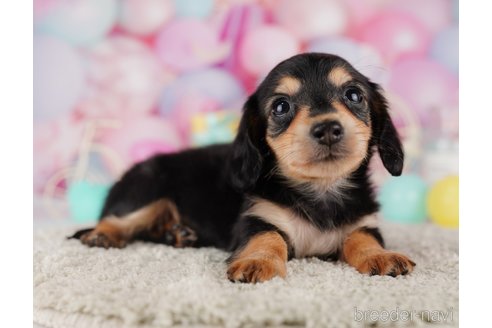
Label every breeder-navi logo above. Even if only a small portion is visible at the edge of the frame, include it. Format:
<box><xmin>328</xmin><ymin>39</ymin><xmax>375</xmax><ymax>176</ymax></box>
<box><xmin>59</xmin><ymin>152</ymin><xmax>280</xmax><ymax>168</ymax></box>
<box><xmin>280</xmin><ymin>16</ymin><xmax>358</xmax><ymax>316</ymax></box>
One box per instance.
<box><xmin>354</xmin><ymin>307</ymin><xmax>454</xmax><ymax>323</ymax></box>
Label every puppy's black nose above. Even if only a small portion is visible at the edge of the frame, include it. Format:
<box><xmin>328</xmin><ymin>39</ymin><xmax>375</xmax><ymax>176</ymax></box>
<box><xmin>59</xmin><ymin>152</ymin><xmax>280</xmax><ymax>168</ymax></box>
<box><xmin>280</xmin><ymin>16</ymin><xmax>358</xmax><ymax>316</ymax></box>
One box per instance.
<box><xmin>311</xmin><ymin>121</ymin><xmax>344</xmax><ymax>145</ymax></box>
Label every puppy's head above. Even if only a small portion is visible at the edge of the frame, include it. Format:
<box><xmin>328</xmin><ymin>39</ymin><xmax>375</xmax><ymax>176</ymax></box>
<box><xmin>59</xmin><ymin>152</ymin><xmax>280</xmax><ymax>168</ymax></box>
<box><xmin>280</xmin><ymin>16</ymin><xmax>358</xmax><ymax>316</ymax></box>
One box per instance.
<box><xmin>230</xmin><ymin>53</ymin><xmax>403</xmax><ymax>191</ymax></box>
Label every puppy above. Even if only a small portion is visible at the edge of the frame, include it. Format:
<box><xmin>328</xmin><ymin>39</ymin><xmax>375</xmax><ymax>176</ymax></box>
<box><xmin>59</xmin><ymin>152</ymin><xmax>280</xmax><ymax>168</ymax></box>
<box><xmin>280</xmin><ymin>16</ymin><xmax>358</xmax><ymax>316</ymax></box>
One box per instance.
<box><xmin>72</xmin><ymin>53</ymin><xmax>415</xmax><ymax>283</ymax></box>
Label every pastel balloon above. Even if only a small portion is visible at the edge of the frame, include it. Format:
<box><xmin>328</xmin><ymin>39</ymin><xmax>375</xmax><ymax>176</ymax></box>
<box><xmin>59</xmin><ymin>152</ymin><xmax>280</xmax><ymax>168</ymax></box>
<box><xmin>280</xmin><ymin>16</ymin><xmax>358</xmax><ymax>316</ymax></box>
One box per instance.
<box><xmin>34</xmin><ymin>0</ymin><xmax>117</xmax><ymax>46</ymax></box>
<box><xmin>119</xmin><ymin>0</ymin><xmax>174</xmax><ymax>36</ymax></box>
<box><xmin>101</xmin><ymin>115</ymin><xmax>182</xmax><ymax>172</ymax></box>
<box><xmin>389</xmin><ymin>0</ymin><xmax>452</xmax><ymax>33</ymax></box>
<box><xmin>427</xmin><ymin>176</ymin><xmax>459</xmax><ymax>228</ymax></box>
<box><xmin>77</xmin><ymin>36</ymin><xmax>164</xmax><ymax>118</ymax></box>
<box><xmin>34</xmin><ymin>35</ymin><xmax>85</xmax><ymax>122</ymax></box>
<box><xmin>274</xmin><ymin>0</ymin><xmax>348</xmax><ymax>40</ymax></box>
<box><xmin>174</xmin><ymin>0</ymin><xmax>215</xmax><ymax>18</ymax></box>
<box><xmin>308</xmin><ymin>37</ymin><xmax>387</xmax><ymax>85</ymax></box>
<box><xmin>159</xmin><ymin>68</ymin><xmax>245</xmax><ymax>117</ymax></box>
<box><xmin>388</xmin><ymin>57</ymin><xmax>458</xmax><ymax>125</ymax></box>
<box><xmin>155</xmin><ymin>19</ymin><xmax>231</xmax><ymax>73</ymax></box>
<box><xmin>239</xmin><ymin>25</ymin><xmax>300</xmax><ymax>76</ymax></box>
<box><xmin>355</xmin><ymin>11</ymin><xmax>431</xmax><ymax>64</ymax></box>
<box><xmin>379</xmin><ymin>175</ymin><xmax>428</xmax><ymax>224</ymax></box>
<box><xmin>430</xmin><ymin>26</ymin><xmax>459</xmax><ymax>74</ymax></box>
<box><xmin>67</xmin><ymin>181</ymin><xmax>110</xmax><ymax>223</ymax></box>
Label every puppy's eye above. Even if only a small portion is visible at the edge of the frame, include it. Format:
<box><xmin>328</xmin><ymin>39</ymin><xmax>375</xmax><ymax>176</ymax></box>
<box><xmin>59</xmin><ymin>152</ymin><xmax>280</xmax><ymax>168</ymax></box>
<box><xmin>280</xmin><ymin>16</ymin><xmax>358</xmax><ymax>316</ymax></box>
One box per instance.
<box><xmin>344</xmin><ymin>88</ymin><xmax>363</xmax><ymax>104</ymax></box>
<box><xmin>272</xmin><ymin>99</ymin><xmax>291</xmax><ymax>116</ymax></box>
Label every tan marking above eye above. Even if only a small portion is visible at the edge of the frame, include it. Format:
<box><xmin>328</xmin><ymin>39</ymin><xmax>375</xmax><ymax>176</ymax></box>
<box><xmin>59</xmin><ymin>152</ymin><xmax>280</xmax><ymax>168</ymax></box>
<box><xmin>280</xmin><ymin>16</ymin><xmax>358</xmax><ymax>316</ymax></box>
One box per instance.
<box><xmin>275</xmin><ymin>76</ymin><xmax>301</xmax><ymax>95</ymax></box>
<box><xmin>328</xmin><ymin>67</ymin><xmax>352</xmax><ymax>87</ymax></box>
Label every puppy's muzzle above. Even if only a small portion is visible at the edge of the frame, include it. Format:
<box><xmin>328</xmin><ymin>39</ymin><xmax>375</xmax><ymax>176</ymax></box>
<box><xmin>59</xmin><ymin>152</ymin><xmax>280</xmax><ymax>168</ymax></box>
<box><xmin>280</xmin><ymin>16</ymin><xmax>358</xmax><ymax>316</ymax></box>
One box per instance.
<box><xmin>310</xmin><ymin>120</ymin><xmax>344</xmax><ymax>146</ymax></box>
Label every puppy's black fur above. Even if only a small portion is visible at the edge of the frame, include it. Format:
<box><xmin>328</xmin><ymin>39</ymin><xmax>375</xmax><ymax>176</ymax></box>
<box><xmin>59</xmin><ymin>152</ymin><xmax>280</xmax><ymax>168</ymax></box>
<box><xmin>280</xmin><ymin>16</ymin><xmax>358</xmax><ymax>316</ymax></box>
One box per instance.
<box><xmin>73</xmin><ymin>53</ymin><xmax>412</xmax><ymax>281</ymax></box>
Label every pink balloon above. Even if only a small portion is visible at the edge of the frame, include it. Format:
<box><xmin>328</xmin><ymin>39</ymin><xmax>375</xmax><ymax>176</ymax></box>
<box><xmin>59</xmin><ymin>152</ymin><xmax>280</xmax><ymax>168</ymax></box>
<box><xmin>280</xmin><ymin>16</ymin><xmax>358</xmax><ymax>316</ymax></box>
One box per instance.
<box><xmin>130</xmin><ymin>140</ymin><xmax>179</xmax><ymax>163</ymax></box>
<box><xmin>344</xmin><ymin>0</ymin><xmax>392</xmax><ymax>29</ymax></box>
<box><xmin>77</xmin><ymin>36</ymin><xmax>165</xmax><ymax>118</ymax></box>
<box><xmin>118</xmin><ymin>0</ymin><xmax>174</xmax><ymax>36</ymax></box>
<box><xmin>388</xmin><ymin>57</ymin><xmax>458</xmax><ymax>125</ymax></box>
<box><xmin>274</xmin><ymin>0</ymin><xmax>348</xmax><ymax>40</ymax></box>
<box><xmin>239</xmin><ymin>25</ymin><xmax>300</xmax><ymax>76</ymax></box>
<box><xmin>355</xmin><ymin>11</ymin><xmax>431</xmax><ymax>64</ymax></box>
<box><xmin>155</xmin><ymin>19</ymin><xmax>231</xmax><ymax>73</ymax></box>
<box><xmin>101</xmin><ymin>115</ymin><xmax>182</xmax><ymax>172</ymax></box>
<box><xmin>389</xmin><ymin>0</ymin><xmax>452</xmax><ymax>34</ymax></box>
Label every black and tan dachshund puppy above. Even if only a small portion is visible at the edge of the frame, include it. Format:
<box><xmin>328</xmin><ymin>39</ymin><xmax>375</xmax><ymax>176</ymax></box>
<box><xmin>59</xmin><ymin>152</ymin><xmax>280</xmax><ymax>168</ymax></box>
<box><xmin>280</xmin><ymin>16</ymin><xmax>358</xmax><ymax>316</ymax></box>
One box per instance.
<box><xmin>72</xmin><ymin>53</ymin><xmax>415</xmax><ymax>283</ymax></box>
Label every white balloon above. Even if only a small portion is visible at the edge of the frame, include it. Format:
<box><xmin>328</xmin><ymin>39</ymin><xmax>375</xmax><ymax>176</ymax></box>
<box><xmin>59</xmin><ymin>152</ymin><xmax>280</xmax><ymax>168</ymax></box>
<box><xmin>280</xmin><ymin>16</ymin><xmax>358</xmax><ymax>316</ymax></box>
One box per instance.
<box><xmin>119</xmin><ymin>0</ymin><xmax>174</xmax><ymax>36</ymax></box>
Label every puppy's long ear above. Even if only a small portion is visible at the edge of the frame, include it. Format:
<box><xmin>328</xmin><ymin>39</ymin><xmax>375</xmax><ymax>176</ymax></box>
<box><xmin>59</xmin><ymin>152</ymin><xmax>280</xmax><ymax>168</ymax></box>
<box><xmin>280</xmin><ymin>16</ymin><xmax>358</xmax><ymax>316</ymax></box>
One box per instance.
<box><xmin>370</xmin><ymin>83</ymin><xmax>404</xmax><ymax>176</ymax></box>
<box><xmin>229</xmin><ymin>94</ymin><xmax>265</xmax><ymax>191</ymax></box>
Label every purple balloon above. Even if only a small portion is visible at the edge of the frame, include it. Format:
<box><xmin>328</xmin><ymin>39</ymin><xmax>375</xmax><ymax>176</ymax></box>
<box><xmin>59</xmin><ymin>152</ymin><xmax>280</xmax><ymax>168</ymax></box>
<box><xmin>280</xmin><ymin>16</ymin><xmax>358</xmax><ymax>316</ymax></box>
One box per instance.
<box><xmin>159</xmin><ymin>68</ymin><xmax>245</xmax><ymax>116</ymax></box>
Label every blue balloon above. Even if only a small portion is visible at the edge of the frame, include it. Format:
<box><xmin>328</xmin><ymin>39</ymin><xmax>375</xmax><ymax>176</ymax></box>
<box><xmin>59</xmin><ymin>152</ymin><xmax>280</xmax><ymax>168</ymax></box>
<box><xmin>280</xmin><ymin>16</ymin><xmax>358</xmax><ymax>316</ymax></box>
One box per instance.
<box><xmin>379</xmin><ymin>175</ymin><xmax>428</xmax><ymax>224</ymax></box>
<box><xmin>430</xmin><ymin>25</ymin><xmax>458</xmax><ymax>74</ymax></box>
<box><xmin>34</xmin><ymin>0</ymin><xmax>117</xmax><ymax>46</ymax></box>
<box><xmin>67</xmin><ymin>181</ymin><xmax>110</xmax><ymax>223</ymax></box>
<box><xmin>174</xmin><ymin>0</ymin><xmax>214</xmax><ymax>18</ymax></box>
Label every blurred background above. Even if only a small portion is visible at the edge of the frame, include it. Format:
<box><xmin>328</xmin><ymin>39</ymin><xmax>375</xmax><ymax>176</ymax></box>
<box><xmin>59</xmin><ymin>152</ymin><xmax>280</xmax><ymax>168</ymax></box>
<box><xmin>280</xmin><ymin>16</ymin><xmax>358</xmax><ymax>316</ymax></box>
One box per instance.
<box><xmin>33</xmin><ymin>0</ymin><xmax>459</xmax><ymax>229</ymax></box>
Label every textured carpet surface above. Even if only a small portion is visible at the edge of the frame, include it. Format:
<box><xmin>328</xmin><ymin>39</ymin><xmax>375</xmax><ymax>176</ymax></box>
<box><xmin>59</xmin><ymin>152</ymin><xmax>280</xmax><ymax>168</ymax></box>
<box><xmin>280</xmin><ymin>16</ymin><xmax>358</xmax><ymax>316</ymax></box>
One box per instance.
<box><xmin>34</xmin><ymin>222</ymin><xmax>458</xmax><ymax>327</ymax></box>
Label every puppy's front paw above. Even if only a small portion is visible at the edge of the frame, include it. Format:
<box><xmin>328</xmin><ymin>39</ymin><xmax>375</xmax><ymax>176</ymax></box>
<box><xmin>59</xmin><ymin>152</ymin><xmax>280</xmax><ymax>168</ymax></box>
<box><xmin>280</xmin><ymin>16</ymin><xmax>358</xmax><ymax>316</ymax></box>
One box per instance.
<box><xmin>170</xmin><ymin>224</ymin><xmax>198</xmax><ymax>248</ymax></box>
<box><xmin>227</xmin><ymin>256</ymin><xmax>286</xmax><ymax>283</ymax></box>
<box><xmin>79</xmin><ymin>229</ymin><xmax>127</xmax><ymax>249</ymax></box>
<box><xmin>356</xmin><ymin>251</ymin><xmax>416</xmax><ymax>277</ymax></box>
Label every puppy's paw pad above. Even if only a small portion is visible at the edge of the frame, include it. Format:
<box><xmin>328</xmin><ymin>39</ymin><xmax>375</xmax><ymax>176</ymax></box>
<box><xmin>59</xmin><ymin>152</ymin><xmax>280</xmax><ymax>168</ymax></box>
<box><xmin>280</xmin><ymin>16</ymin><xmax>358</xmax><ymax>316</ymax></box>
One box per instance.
<box><xmin>80</xmin><ymin>230</ymin><xmax>126</xmax><ymax>249</ymax></box>
<box><xmin>227</xmin><ymin>257</ymin><xmax>285</xmax><ymax>283</ymax></box>
<box><xmin>358</xmin><ymin>252</ymin><xmax>415</xmax><ymax>277</ymax></box>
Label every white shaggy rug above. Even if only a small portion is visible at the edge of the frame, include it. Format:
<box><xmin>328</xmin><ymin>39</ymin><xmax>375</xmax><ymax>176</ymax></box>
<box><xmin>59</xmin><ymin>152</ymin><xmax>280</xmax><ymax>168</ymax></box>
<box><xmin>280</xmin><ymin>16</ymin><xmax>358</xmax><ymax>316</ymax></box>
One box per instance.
<box><xmin>34</xmin><ymin>222</ymin><xmax>458</xmax><ymax>327</ymax></box>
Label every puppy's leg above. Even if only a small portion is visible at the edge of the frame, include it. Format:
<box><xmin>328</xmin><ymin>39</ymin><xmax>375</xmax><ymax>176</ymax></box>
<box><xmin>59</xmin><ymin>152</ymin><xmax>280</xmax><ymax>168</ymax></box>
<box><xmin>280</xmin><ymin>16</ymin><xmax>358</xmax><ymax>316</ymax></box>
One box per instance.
<box><xmin>227</xmin><ymin>221</ymin><xmax>288</xmax><ymax>283</ymax></box>
<box><xmin>75</xmin><ymin>199</ymin><xmax>196</xmax><ymax>249</ymax></box>
<box><xmin>342</xmin><ymin>227</ymin><xmax>415</xmax><ymax>277</ymax></box>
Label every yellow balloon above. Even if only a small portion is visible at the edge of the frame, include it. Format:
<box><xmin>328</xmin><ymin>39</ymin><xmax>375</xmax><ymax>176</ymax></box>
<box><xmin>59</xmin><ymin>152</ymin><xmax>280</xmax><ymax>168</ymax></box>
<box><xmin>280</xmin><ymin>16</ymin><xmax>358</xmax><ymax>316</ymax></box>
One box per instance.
<box><xmin>427</xmin><ymin>175</ymin><xmax>459</xmax><ymax>228</ymax></box>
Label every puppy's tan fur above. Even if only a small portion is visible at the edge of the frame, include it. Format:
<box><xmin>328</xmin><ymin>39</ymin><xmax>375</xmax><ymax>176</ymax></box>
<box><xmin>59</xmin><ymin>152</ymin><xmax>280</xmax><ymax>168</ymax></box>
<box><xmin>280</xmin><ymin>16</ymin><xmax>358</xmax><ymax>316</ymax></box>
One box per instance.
<box><xmin>275</xmin><ymin>76</ymin><xmax>302</xmax><ymax>95</ymax></box>
<box><xmin>244</xmin><ymin>198</ymin><xmax>378</xmax><ymax>258</ymax></box>
<box><xmin>343</xmin><ymin>229</ymin><xmax>416</xmax><ymax>276</ymax></box>
<box><xmin>328</xmin><ymin>66</ymin><xmax>352</xmax><ymax>87</ymax></box>
<box><xmin>266</xmin><ymin>102</ymin><xmax>371</xmax><ymax>187</ymax></box>
<box><xmin>227</xmin><ymin>231</ymin><xmax>288</xmax><ymax>283</ymax></box>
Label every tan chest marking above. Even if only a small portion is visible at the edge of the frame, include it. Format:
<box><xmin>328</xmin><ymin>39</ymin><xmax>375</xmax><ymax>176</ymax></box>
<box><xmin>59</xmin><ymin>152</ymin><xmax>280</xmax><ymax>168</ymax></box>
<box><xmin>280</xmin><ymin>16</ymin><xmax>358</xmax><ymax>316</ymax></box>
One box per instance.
<box><xmin>244</xmin><ymin>198</ymin><xmax>378</xmax><ymax>258</ymax></box>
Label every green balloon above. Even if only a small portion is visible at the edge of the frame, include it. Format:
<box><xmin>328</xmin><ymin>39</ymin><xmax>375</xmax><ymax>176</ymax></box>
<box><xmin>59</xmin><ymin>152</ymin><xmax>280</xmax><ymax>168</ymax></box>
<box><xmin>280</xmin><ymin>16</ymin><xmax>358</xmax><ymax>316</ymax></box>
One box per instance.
<box><xmin>378</xmin><ymin>175</ymin><xmax>428</xmax><ymax>224</ymax></box>
<box><xmin>67</xmin><ymin>181</ymin><xmax>110</xmax><ymax>223</ymax></box>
